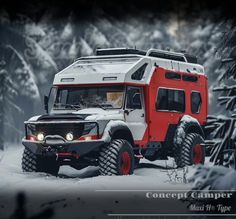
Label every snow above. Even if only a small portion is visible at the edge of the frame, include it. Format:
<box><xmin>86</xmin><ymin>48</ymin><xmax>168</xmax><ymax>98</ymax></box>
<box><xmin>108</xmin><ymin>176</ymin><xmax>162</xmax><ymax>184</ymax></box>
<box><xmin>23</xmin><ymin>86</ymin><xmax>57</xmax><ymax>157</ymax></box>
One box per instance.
<box><xmin>101</xmin><ymin>120</ymin><xmax>128</xmax><ymax>142</ymax></box>
<box><xmin>175</xmin><ymin>115</ymin><xmax>200</xmax><ymax>145</ymax></box>
<box><xmin>0</xmin><ymin>145</ymin><xmax>211</xmax><ymax>218</ymax></box>
<box><xmin>189</xmin><ymin>165</ymin><xmax>236</xmax><ymax>190</ymax></box>
<box><xmin>28</xmin><ymin>115</ymin><xmax>42</xmax><ymax>121</ymax></box>
<box><xmin>61</xmin><ymin>23</ymin><xmax>73</xmax><ymax>40</ymax></box>
<box><xmin>25</xmin><ymin>23</ymin><xmax>46</xmax><ymax>38</ymax></box>
<box><xmin>79</xmin><ymin>37</ymin><xmax>93</xmax><ymax>56</ymax></box>
<box><xmin>0</xmin><ymin>146</ymin><xmax>197</xmax><ymax>191</ymax></box>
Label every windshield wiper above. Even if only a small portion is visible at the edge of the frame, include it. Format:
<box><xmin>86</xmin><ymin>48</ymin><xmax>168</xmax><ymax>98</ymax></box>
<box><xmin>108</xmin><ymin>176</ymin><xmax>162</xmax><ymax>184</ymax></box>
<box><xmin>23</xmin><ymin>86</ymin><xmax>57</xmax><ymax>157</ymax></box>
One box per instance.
<box><xmin>89</xmin><ymin>103</ymin><xmax>106</xmax><ymax>110</ymax></box>
<box><xmin>54</xmin><ymin>103</ymin><xmax>81</xmax><ymax>110</ymax></box>
<box><xmin>65</xmin><ymin>104</ymin><xmax>81</xmax><ymax>110</ymax></box>
<box><xmin>89</xmin><ymin>103</ymin><xmax>113</xmax><ymax>110</ymax></box>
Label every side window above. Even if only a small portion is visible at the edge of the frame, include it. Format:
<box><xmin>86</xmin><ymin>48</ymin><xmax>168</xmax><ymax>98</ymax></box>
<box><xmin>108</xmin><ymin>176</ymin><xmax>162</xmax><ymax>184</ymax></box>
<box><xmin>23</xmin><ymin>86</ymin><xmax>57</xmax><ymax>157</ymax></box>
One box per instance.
<box><xmin>56</xmin><ymin>89</ymin><xmax>68</xmax><ymax>106</ymax></box>
<box><xmin>126</xmin><ymin>87</ymin><xmax>142</xmax><ymax>109</ymax></box>
<box><xmin>131</xmin><ymin>63</ymin><xmax>148</xmax><ymax>80</ymax></box>
<box><xmin>156</xmin><ymin>88</ymin><xmax>168</xmax><ymax>110</ymax></box>
<box><xmin>156</xmin><ymin>88</ymin><xmax>185</xmax><ymax>112</ymax></box>
<box><xmin>191</xmin><ymin>92</ymin><xmax>202</xmax><ymax>113</ymax></box>
<box><xmin>48</xmin><ymin>87</ymin><xmax>57</xmax><ymax>112</ymax></box>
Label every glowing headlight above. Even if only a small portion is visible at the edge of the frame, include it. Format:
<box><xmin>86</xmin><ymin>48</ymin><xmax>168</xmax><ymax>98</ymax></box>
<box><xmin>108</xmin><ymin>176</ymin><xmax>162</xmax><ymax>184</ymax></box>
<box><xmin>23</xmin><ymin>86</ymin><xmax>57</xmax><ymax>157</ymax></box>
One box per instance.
<box><xmin>66</xmin><ymin>133</ymin><xmax>74</xmax><ymax>141</ymax></box>
<box><xmin>37</xmin><ymin>133</ymin><xmax>44</xmax><ymax>141</ymax></box>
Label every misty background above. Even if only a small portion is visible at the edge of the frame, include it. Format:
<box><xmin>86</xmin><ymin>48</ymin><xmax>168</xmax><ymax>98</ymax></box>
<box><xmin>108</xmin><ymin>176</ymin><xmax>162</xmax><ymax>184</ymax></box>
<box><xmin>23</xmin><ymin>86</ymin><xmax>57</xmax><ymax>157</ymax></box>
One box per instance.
<box><xmin>0</xmin><ymin>0</ymin><xmax>235</xmax><ymax>146</ymax></box>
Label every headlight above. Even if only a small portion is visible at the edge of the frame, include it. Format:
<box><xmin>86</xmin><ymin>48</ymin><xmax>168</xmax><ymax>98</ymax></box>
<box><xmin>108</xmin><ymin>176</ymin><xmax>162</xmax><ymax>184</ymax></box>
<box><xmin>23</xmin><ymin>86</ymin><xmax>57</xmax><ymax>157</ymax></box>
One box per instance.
<box><xmin>66</xmin><ymin>133</ymin><xmax>74</xmax><ymax>141</ymax></box>
<box><xmin>37</xmin><ymin>133</ymin><xmax>44</xmax><ymax>141</ymax></box>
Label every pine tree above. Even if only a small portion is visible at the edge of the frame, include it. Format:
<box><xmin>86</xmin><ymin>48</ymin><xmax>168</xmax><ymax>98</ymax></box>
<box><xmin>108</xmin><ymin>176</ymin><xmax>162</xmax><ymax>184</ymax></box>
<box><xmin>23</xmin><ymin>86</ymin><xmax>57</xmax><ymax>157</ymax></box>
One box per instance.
<box><xmin>0</xmin><ymin>60</ymin><xmax>18</xmax><ymax>150</ymax></box>
<box><xmin>205</xmin><ymin>26</ymin><xmax>236</xmax><ymax>168</ymax></box>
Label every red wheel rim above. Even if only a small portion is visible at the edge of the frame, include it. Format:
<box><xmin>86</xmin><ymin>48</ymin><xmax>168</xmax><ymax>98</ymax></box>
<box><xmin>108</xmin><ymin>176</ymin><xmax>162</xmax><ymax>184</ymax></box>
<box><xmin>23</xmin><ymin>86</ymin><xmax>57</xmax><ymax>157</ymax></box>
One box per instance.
<box><xmin>120</xmin><ymin>151</ymin><xmax>131</xmax><ymax>175</ymax></box>
<box><xmin>193</xmin><ymin>144</ymin><xmax>203</xmax><ymax>164</ymax></box>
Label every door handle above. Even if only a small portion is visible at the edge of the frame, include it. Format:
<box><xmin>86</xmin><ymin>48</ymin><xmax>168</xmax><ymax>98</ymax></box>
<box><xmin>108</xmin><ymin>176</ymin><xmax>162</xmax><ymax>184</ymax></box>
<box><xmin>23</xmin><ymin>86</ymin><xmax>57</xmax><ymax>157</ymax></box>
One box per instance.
<box><xmin>141</xmin><ymin>113</ymin><xmax>144</xmax><ymax>117</ymax></box>
<box><xmin>124</xmin><ymin>109</ymin><xmax>135</xmax><ymax>115</ymax></box>
<box><xmin>124</xmin><ymin>109</ymin><xmax>129</xmax><ymax>115</ymax></box>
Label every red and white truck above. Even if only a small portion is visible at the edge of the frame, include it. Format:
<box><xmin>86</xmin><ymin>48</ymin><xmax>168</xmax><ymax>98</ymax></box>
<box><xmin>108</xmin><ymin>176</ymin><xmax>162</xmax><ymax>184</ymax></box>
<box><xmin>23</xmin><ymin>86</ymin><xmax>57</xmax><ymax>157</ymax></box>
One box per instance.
<box><xmin>22</xmin><ymin>48</ymin><xmax>208</xmax><ymax>176</ymax></box>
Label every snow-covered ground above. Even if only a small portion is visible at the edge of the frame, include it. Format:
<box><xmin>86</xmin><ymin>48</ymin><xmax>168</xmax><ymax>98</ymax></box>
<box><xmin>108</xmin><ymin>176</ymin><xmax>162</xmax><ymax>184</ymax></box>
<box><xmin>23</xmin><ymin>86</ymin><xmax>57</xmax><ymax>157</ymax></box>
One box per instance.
<box><xmin>0</xmin><ymin>145</ymin><xmax>210</xmax><ymax>219</ymax></box>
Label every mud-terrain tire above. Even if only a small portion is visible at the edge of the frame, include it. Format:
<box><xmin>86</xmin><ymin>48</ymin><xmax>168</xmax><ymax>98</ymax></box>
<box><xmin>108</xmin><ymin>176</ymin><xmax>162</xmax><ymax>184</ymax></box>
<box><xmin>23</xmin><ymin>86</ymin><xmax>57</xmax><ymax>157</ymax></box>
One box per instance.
<box><xmin>99</xmin><ymin>139</ymin><xmax>134</xmax><ymax>175</ymax></box>
<box><xmin>174</xmin><ymin>133</ymin><xmax>205</xmax><ymax>168</ymax></box>
<box><xmin>22</xmin><ymin>148</ymin><xmax>59</xmax><ymax>176</ymax></box>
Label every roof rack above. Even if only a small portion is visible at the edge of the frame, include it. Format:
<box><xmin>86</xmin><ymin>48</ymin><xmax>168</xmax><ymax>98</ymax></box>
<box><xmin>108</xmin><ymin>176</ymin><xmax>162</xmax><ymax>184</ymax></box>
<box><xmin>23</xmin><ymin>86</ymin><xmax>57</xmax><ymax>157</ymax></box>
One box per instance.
<box><xmin>96</xmin><ymin>48</ymin><xmax>146</xmax><ymax>56</ymax></box>
<box><xmin>146</xmin><ymin>49</ymin><xmax>186</xmax><ymax>62</ymax></box>
<box><xmin>95</xmin><ymin>48</ymin><xmax>198</xmax><ymax>64</ymax></box>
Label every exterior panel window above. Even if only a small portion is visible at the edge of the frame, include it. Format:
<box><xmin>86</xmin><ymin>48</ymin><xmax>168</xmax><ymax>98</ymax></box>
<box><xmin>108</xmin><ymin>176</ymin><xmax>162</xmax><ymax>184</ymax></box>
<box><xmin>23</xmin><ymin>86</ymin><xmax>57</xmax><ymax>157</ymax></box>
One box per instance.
<box><xmin>191</xmin><ymin>92</ymin><xmax>202</xmax><ymax>113</ymax></box>
<box><xmin>156</xmin><ymin>88</ymin><xmax>185</xmax><ymax>112</ymax></box>
<box><xmin>131</xmin><ymin>63</ymin><xmax>148</xmax><ymax>80</ymax></box>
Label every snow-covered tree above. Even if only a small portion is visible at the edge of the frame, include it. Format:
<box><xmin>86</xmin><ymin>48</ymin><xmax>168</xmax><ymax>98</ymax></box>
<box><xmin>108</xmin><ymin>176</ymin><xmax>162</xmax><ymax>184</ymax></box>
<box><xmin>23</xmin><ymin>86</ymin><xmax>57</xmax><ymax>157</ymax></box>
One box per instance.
<box><xmin>0</xmin><ymin>11</ymin><xmax>57</xmax><ymax>143</ymax></box>
<box><xmin>0</xmin><ymin>60</ymin><xmax>18</xmax><ymax>150</ymax></box>
<box><xmin>205</xmin><ymin>26</ymin><xmax>236</xmax><ymax>168</ymax></box>
<box><xmin>0</xmin><ymin>5</ymin><xmax>234</xmax><ymax>147</ymax></box>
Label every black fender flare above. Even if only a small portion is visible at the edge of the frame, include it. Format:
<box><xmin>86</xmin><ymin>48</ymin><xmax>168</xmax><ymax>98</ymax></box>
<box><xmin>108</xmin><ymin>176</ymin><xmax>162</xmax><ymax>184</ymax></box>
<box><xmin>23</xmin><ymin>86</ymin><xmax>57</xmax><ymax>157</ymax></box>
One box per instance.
<box><xmin>173</xmin><ymin>115</ymin><xmax>205</xmax><ymax>147</ymax></box>
<box><xmin>102</xmin><ymin>121</ymin><xmax>134</xmax><ymax>146</ymax></box>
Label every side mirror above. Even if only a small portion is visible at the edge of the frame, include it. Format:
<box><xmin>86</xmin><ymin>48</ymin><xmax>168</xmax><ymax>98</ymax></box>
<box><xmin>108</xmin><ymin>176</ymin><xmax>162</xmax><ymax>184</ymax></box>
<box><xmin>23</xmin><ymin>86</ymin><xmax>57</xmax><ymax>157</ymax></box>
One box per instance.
<box><xmin>44</xmin><ymin>95</ymin><xmax>49</xmax><ymax>113</ymax></box>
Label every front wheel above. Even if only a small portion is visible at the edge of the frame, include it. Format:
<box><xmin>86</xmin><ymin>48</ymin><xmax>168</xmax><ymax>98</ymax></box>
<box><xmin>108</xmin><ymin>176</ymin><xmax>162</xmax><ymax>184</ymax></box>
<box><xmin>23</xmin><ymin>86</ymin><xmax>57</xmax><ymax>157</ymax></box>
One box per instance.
<box><xmin>174</xmin><ymin>133</ymin><xmax>205</xmax><ymax>168</ymax></box>
<box><xmin>99</xmin><ymin>139</ymin><xmax>134</xmax><ymax>175</ymax></box>
<box><xmin>22</xmin><ymin>147</ymin><xmax>59</xmax><ymax>176</ymax></box>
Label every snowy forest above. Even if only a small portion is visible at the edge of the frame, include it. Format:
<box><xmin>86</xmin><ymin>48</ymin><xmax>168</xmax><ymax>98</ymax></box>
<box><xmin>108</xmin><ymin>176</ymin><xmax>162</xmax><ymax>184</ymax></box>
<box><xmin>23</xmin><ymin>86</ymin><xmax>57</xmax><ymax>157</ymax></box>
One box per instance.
<box><xmin>0</xmin><ymin>1</ymin><xmax>236</xmax><ymax>218</ymax></box>
<box><xmin>0</xmin><ymin>0</ymin><xmax>235</xmax><ymax>154</ymax></box>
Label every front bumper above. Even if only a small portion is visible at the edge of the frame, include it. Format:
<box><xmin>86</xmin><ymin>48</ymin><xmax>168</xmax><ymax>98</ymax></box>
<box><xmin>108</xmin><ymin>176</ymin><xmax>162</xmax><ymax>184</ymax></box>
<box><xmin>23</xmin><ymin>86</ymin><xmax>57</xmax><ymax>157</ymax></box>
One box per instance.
<box><xmin>22</xmin><ymin>138</ymin><xmax>106</xmax><ymax>157</ymax></box>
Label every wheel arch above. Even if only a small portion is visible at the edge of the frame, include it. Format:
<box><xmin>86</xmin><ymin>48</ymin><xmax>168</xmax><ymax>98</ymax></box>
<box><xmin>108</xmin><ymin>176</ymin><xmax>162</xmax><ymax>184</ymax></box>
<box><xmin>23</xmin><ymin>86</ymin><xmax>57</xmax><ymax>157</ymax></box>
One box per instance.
<box><xmin>102</xmin><ymin>120</ymin><xmax>134</xmax><ymax>146</ymax></box>
<box><xmin>111</xmin><ymin>128</ymin><xmax>134</xmax><ymax>147</ymax></box>
<box><xmin>174</xmin><ymin>115</ymin><xmax>205</xmax><ymax>147</ymax></box>
<box><xmin>186</xmin><ymin>124</ymin><xmax>205</xmax><ymax>138</ymax></box>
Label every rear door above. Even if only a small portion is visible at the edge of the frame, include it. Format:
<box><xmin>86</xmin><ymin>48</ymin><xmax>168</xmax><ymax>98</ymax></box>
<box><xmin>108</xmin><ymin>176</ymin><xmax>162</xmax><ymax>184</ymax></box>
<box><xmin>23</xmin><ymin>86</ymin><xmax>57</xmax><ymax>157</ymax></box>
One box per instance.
<box><xmin>150</xmin><ymin>87</ymin><xmax>185</xmax><ymax>141</ymax></box>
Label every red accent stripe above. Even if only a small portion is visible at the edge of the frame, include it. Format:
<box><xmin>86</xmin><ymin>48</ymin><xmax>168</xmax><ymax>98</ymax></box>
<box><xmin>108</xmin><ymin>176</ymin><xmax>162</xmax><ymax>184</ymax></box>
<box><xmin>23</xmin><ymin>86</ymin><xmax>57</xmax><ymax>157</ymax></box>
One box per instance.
<box><xmin>78</xmin><ymin>134</ymin><xmax>100</xmax><ymax>140</ymax></box>
<box><xmin>57</xmin><ymin>152</ymin><xmax>80</xmax><ymax>159</ymax></box>
<box><xmin>54</xmin><ymin>82</ymin><xmax>146</xmax><ymax>87</ymax></box>
<box><xmin>26</xmin><ymin>135</ymin><xmax>37</xmax><ymax>141</ymax></box>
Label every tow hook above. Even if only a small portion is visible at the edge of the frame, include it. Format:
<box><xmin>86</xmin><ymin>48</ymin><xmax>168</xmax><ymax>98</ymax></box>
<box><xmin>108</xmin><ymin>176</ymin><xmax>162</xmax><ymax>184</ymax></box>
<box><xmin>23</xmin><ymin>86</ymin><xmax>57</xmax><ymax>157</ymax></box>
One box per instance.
<box><xmin>46</xmin><ymin>146</ymin><xmax>52</xmax><ymax>152</ymax></box>
<box><xmin>134</xmin><ymin>154</ymin><xmax>143</xmax><ymax>159</ymax></box>
<box><xmin>135</xmin><ymin>148</ymin><xmax>144</xmax><ymax>159</ymax></box>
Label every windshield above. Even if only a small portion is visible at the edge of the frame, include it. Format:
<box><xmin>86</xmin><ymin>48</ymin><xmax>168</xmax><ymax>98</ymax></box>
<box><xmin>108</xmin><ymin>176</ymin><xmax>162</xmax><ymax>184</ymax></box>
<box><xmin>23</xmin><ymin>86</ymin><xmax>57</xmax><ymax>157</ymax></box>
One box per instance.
<box><xmin>51</xmin><ymin>86</ymin><xmax>125</xmax><ymax>111</ymax></box>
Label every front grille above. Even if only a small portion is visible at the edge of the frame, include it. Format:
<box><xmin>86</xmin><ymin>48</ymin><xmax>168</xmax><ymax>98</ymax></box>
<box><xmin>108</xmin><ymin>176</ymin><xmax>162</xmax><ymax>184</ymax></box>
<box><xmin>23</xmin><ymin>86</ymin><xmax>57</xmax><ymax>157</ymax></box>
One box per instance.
<box><xmin>37</xmin><ymin>123</ymin><xmax>84</xmax><ymax>139</ymax></box>
<box><xmin>26</xmin><ymin>122</ymin><xmax>97</xmax><ymax>140</ymax></box>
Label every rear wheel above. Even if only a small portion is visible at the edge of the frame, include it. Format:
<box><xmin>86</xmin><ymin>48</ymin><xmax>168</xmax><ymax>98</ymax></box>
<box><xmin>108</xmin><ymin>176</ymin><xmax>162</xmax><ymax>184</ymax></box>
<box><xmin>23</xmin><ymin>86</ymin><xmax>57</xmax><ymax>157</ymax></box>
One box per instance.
<box><xmin>99</xmin><ymin>139</ymin><xmax>134</xmax><ymax>175</ymax></box>
<box><xmin>174</xmin><ymin>133</ymin><xmax>205</xmax><ymax>167</ymax></box>
<box><xmin>22</xmin><ymin>147</ymin><xmax>59</xmax><ymax>176</ymax></box>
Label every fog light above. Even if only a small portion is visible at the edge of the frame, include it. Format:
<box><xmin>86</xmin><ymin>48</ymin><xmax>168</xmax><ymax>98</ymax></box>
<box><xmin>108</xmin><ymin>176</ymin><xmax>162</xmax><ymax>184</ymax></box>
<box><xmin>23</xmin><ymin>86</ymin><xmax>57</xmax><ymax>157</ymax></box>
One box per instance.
<box><xmin>66</xmin><ymin>133</ymin><xmax>73</xmax><ymax>141</ymax></box>
<box><xmin>37</xmin><ymin>133</ymin><xmax>44</xmax><ymax>141</ymax></box>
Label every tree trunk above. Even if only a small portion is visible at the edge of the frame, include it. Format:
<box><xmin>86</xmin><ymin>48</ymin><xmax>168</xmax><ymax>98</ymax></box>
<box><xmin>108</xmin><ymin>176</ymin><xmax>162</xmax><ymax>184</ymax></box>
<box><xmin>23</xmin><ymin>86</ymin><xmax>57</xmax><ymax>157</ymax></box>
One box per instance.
<box><xmin>0</xmin><ymin>117</ymin><xmax>4</xmax><ymax>150</ymax></box>
<box><xmin>0</xmin><ymin>61</ymin><xmax>6</xmax><ymax>151</ymax></box>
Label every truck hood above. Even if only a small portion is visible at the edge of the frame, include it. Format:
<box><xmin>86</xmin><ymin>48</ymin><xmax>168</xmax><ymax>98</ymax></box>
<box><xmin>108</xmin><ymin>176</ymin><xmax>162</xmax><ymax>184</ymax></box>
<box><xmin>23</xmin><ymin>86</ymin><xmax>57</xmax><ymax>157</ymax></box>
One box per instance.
<box><xmin>73</xmin><ymin>108</ymin><xmax>124</xmax><ymax>121</ymax></box>
<box><xmin>28</xmin><ymin>108</ymin><xmax>124</xmax><ymax>122</ymax></box>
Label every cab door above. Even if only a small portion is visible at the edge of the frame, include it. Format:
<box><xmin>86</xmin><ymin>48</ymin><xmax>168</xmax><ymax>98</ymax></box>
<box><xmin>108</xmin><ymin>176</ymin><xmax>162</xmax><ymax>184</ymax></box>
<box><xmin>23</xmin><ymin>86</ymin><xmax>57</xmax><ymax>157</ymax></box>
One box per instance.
<box><xmin>124</xmin><ymin>86</ymin><xmax>147</xmax><ymax>141</ymax></box>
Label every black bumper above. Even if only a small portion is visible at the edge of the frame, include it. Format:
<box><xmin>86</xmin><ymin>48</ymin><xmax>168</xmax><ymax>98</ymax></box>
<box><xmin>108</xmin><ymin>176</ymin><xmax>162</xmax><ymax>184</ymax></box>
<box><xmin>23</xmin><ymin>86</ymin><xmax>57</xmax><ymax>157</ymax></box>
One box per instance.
<box><xmin>22</xmin><ymin>139</ymin><xmax>106</xmax><ymax>156</ymax></box>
